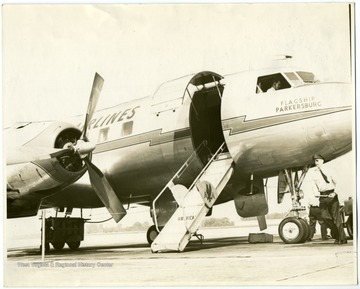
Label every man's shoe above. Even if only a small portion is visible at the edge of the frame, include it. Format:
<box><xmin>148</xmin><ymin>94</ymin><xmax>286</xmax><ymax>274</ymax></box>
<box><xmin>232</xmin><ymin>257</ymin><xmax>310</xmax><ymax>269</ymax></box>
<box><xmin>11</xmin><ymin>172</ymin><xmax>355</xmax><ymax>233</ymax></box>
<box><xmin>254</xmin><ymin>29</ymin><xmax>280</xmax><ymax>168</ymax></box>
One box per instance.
<box><xmin>339</xmin><ymin>240</ymin><xmax>348</xmax><ymax>245</ymax></box>
<box><xmin>334</xmin><ymin>240</ymin><xmax>339</xmax><ymax>244</ymax></box>
<box><xmin>322</xmin><ymin>237</ymin><xmax>329</xmax><ymax>240</ymax></box>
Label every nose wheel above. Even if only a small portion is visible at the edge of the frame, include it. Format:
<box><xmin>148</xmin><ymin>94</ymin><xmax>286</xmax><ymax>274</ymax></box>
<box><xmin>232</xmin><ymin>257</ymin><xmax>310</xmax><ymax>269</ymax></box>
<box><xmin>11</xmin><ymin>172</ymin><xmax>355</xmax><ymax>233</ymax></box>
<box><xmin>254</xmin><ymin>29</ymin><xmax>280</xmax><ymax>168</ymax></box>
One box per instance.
<box><xmin>278</xmin><ymin>217</ymin><xmax>309</xmax><ymax>244</ymax></box>
<box><xmin>278</xmin><ymin>167</ymin><xmax>310</xmax><ymax>244</ymax></box>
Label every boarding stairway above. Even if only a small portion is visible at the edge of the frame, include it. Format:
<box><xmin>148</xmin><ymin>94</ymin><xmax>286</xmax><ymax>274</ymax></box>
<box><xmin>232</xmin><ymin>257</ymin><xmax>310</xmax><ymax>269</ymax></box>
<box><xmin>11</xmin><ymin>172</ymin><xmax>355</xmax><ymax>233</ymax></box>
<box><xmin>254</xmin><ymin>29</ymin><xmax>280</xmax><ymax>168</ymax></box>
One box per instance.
<box><xmin>151</xmin><ymin>142</ymin><xmax>234</xmax><ymax>252</ymax></box>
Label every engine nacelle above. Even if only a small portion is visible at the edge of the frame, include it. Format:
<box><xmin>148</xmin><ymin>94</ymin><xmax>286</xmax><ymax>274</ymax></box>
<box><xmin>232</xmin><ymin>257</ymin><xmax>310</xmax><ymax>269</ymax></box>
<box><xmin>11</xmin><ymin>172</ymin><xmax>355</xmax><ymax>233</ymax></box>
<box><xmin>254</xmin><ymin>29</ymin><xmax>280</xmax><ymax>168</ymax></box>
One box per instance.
<box><xmin>233</xmin><ymin>178</ymin><xmax>269</xmax><ymax>218</ymax></box>
<box><xmin>6</xmin><ymin>121</ymin><xmax>87</xmax><ymax>218</ymax></box>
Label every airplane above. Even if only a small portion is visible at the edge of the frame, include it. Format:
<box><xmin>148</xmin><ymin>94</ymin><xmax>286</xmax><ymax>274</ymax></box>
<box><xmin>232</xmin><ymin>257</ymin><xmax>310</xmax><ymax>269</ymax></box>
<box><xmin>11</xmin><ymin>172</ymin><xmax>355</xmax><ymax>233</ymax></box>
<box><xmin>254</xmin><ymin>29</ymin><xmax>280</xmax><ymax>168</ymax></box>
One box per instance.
<box><xmin>5</xmin><ymin>62</ymin><xmax>353</xmax><ymax>252</ymax></box>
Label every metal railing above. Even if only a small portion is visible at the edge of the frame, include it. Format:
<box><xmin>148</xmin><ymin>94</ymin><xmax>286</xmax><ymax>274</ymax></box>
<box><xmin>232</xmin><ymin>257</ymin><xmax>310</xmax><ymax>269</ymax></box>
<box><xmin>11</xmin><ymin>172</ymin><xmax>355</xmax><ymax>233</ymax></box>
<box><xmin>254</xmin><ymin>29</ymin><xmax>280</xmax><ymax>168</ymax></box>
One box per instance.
<box><xmin>187</xmin><ymin>142</ymin><xmax>227</xmax><ymax>194</ymax></box>
<box><xmin>152</xmin><ymin>140</ymin><xmax>210</xmax><ymax>232</ymax></box>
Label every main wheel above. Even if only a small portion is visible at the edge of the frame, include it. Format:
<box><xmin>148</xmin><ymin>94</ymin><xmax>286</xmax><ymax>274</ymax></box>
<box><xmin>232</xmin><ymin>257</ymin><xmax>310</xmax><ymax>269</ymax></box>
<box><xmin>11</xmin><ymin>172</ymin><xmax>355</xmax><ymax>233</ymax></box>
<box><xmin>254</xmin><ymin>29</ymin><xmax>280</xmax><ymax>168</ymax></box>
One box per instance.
<box><xmin>52</xmin><ymin>241</ymin><xmax>65</xmax><ymax>251</ymax></box>
<box><xmin>278</xmin><ymin>217</ymin><xmax>306</xmax><ymax>244</ymax></box>
<box><xmin>67</xmin><ymin>241</ymin><xmax>81</xmax><ymax>250</ymax></box>
<box><xmin>146</xmin><ymin>225</ymin><xmax>159</xmax><ymax>245</ymax></box>
<box><xmin>298</xmin><ymin>218</ymin><xmax>310</xmax><ymax>243</ymax></box>
<box><xmin>346</xmin><ymin>215</ymin><xmax>353</xmax><ymax>239</ymax></box>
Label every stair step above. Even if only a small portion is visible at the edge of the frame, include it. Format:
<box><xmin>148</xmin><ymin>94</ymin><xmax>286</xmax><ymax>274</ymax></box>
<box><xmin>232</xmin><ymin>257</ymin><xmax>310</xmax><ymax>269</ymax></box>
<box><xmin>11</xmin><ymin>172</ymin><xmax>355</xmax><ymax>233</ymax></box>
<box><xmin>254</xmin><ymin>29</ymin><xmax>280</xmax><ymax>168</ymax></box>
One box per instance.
<box><xmin>151</xmin><ymin>151</ymin><xmax>234</xmax><ymax>252</ymax></box>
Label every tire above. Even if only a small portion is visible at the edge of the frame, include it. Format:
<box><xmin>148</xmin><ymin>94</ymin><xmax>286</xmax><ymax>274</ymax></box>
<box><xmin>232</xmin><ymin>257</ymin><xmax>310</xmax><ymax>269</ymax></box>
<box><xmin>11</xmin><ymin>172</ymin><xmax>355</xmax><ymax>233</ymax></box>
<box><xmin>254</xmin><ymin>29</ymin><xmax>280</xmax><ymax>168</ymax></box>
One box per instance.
<box><xmin>67</xmin><ymin>241</ymin><xmax>81</xmax><ymax>250</ymax></box>
<box><xmin>146</xmin><ymin>225</ymin><xmax>159</xmax><ymax>245</ymax></box>
<box><xmin>298</xmin><ymin>218</ymin><xmax>310</xmax><ymax>243</ymax></box>
<box><xmin>346</xmin><ymin>215</ymin><xmax>353</xmax><ymax>239</ymax></box>
<box><xmin>52</xmin><ymin>241</ymin><xmax>65</xmax><ymax>251</ymax></box>
<box><xmin>278</xmin><ymin>217</ymin><xmax>306</xmax><ymax>244</ymax></box>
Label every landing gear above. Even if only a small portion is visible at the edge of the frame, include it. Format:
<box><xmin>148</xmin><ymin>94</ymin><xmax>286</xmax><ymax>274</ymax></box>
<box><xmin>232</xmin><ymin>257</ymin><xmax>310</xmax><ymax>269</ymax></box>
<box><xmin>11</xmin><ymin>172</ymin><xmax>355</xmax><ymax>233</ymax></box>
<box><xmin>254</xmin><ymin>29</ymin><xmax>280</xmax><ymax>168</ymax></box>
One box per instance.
<box><xmin>52</xmin><ymin>241</ymin><xmax>65</xmax><ymax>251</ymax></box>
<box><xmin>277</xmin><ymin>167</ymin><xmax>310</xmax><ymax>244</ymax></box>
<box><xmin>298</xmin><ymin>218</ymin><xmax>310</xmax><ymax>242</ymax></box>
<box><xmin>279</xmin><ymin>217</ymin><xmax>309</xmax><ymax>244</ymax></box>
<box><xmin>146</xmin><ymin>225</ymin><xmax>160</xmax><ymax>245</ymax></box>
<box><xmin>40</xmin><ymin>216</ymin><xmax>86</xmax><ymax>252</ymax></box>
<box><xmin>67</xmin><ymin>241</ymin><xmax>81</xmax><ymax>250</ymax></box>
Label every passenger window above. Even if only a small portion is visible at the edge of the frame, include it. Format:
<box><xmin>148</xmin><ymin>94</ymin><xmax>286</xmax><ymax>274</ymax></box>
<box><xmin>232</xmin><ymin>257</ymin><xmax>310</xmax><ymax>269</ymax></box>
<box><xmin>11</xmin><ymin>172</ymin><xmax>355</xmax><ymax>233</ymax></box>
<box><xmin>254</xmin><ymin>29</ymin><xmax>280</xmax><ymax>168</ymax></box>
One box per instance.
<box><xmin>98</xmin><ymin>127</ymin><xmax>110</xmax><ymax>142</ymax></box>
<box><xmin>256</xmin><ymin>73</ymin><xmax>291</xmax><ymax>93</ymax></box>
<box><xmin>122</xmin><ymin>121</ymin><xmax>133</xmax><ymax>136</ymax></box>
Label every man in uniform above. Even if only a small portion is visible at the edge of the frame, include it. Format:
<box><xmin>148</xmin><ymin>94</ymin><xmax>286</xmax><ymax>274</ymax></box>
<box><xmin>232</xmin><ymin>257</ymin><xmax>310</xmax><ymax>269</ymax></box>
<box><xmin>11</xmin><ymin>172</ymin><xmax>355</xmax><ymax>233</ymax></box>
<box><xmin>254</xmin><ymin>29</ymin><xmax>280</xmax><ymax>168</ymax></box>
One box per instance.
<box><xmin>307</xmin><ymin>192</ymin><xmax>329</xmax><ymax>241</ymax></box>
<box><xmin>311</xmin><ymin>154</ymin><xmax>347</xmax><ymax>244</ymax></box>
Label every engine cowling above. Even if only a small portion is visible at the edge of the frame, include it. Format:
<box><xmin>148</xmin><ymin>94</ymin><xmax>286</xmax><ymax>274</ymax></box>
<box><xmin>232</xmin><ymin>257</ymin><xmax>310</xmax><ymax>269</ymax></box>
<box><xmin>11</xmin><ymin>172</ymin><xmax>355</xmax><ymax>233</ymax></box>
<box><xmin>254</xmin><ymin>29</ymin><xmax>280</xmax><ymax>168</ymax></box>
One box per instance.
<box><xmin>6</xmin><ymin>121</ymin><xmax>88</xmax><ymax>217</ymax></box>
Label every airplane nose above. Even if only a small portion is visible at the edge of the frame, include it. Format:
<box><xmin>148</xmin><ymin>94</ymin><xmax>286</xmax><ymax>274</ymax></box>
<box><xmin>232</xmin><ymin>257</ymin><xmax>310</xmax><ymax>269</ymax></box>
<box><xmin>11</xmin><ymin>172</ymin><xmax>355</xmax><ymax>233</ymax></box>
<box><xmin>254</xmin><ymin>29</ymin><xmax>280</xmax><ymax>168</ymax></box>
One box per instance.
<box><xmin>303</xmin><ymin>82</ymin><xmax>353</xmax><ymax>156</ymax></box>
<box><xmin>310</xmin><ymin>82</ymin><xmax>353</xmax><ymax>158</ymax></box>
<box><xmin>220</xmin><ymin>76</ymin><xmax>353</xmax><ymax>173</ymax></box>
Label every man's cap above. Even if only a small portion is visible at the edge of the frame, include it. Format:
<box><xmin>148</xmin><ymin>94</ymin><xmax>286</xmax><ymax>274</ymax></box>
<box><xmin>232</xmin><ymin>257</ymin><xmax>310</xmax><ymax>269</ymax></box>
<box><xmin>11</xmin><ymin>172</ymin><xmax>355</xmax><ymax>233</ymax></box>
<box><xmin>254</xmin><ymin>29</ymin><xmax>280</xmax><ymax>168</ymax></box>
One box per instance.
<box><xmin>313</xmin><ymin>154</ymin><xmax>325</xmax><ymax>161</ymax></box>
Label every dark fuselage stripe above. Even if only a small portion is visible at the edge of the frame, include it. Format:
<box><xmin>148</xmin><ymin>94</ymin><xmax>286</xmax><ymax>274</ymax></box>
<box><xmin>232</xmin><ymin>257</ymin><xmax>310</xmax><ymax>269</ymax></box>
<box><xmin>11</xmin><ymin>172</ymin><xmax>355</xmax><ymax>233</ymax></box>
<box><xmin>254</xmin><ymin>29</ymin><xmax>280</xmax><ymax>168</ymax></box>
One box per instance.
<box><xmin>93</xmin><ymin>107</ymin><xmax>351</xmax><ymax>154</ymax></box>
<box><xmin>222</xmin><ymin>107</ymin><xmax>351</xmax><ymax>135</ymax></box>
<box><xmin>94</xmin><ymin>128</ymin><xmax>192</xmax><ymax>154</ymax></box>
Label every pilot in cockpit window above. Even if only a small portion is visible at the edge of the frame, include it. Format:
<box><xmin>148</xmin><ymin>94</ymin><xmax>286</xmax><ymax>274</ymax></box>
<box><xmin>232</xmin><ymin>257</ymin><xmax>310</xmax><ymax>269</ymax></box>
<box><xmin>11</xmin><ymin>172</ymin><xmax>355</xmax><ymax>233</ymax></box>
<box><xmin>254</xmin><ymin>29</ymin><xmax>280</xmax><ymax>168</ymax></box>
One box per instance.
<box><xmin>256</xmin><ymin>73</ymin><xmax>290</xmax><ymax>94</ymax></box>
<box><xmin>267</xmin><ymin>80</ymin><xmax>281</xmax><ymax>92</ymax></box>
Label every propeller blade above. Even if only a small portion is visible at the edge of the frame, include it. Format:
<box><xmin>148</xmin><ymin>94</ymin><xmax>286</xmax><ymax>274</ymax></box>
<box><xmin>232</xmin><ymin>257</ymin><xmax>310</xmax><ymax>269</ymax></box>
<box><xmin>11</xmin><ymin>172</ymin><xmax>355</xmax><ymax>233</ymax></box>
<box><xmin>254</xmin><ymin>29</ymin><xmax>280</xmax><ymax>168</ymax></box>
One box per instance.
<box><xmin>82</xmin><ymin>73</ymin><xmax>104</xmax><ymax>139</ymax></box>
<box><xmin>84</xmin><ymin>157</ymin><xmax>126</xmax><ymax>223</ymax></box>
<box><xmin>50</xmin><ymin>148</ymin><xmax>73</xmax><ymax>158</ymax></box>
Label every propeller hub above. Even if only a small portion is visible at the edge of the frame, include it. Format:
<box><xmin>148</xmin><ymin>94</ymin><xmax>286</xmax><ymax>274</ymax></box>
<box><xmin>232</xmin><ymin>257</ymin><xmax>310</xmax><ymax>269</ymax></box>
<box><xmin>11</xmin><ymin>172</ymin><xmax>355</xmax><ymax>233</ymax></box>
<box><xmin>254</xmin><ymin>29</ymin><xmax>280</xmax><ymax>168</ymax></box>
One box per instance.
<box><xmin>74</xmin><ymin>140</ymin><xmax>96</xmax><ymax>159</ymax></box>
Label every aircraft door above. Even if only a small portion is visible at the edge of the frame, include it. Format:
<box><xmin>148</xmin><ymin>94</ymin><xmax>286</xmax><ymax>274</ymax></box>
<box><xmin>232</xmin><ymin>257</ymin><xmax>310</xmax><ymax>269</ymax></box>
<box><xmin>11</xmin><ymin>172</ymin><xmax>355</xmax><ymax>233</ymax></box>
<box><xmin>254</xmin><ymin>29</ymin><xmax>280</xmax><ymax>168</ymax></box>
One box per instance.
<box><xmin>187</xmin><ymin>71</ymin><xmax>228</xmax><ymax>164</ymax></box>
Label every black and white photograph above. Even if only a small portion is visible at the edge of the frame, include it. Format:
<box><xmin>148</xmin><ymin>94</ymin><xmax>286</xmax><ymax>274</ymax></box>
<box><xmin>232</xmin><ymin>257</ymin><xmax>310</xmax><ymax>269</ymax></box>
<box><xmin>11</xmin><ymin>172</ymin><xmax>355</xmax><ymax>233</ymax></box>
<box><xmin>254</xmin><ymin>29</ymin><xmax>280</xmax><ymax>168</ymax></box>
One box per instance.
<box><xmin>3</xmin><ymin>3</ymin><xmax>357</xmax><ymax>287</ymax></box>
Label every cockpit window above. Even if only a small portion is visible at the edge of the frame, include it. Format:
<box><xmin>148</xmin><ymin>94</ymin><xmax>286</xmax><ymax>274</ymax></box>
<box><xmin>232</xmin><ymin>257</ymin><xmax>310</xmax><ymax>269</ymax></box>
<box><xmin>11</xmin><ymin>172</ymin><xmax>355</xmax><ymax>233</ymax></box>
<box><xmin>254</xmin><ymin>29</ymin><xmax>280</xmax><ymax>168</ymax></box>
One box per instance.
<box><xmin>296</xmin><ymin>71</ymin><xmax>317</xmax><ymax>83</ymax></box>
<box><xmin>284</xmin><ymin>71</ymin><xmax>318</xmax><ymax>87</ymax></box>
<box><xmin>256</xmin><ymin>73</ymin><xmax>291</xmax><ymax>93</ymax></box>
<box><xmin>284</xmin><ymin>72</ymin><xmax>303</xmax><ymax>86</ymax></box>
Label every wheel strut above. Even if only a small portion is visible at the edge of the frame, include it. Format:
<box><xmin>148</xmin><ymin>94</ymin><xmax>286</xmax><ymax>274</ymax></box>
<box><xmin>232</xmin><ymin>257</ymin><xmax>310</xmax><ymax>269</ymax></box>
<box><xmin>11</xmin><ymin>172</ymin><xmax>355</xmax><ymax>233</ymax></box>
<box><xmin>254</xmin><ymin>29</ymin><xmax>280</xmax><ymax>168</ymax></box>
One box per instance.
<box><xmin>282</xmin><ymin>166</ymin><xmax>310</xmax><ymax>217</ymax></box>
<box><xmin>278</xmin><ymin>166</ymin><xmax>311</xmax><ymax>244</ymax></box>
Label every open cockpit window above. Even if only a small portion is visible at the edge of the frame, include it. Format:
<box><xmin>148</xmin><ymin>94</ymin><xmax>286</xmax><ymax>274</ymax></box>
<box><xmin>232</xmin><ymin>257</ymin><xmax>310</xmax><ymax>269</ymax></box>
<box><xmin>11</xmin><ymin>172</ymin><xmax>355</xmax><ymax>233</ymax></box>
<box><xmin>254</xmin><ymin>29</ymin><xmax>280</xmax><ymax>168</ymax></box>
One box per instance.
<box><xmin>256</xmin><ymin>73</ymin><xmax>291</xmax><ymax>93</ymax></box>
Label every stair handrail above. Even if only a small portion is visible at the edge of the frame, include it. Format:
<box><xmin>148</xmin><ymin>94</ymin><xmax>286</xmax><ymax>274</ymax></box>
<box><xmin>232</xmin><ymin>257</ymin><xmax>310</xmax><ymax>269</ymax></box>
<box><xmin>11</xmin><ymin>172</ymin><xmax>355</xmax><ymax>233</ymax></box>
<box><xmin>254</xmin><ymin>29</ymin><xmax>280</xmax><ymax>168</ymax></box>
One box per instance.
<box><xmin>152</xmin><ymin>140</ymin><xmax>209</xmax><ymax>232</ymax></box>
<box><xmin>187</xmin><ymin>142</ymin><xmax>226</xmax><ymax>194</ymax></box>
<box><xmin>179</xmin><ymin>142</ymin><xmax>228</xmax><ymax>235</ymax></box>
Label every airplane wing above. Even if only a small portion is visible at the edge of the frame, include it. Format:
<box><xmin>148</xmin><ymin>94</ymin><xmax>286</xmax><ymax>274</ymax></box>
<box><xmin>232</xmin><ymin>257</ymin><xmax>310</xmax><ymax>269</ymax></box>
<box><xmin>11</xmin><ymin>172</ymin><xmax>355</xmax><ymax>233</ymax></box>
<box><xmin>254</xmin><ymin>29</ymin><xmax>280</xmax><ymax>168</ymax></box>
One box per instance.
<box><xmin>39</xmin><ymin>181</ymin><xmax>152</xmax><ymax>210</ymax></box>
<box><xmin>39</xmin><ymin>182</ymin><xmax>103</xmax><ymax>209</ymax></box>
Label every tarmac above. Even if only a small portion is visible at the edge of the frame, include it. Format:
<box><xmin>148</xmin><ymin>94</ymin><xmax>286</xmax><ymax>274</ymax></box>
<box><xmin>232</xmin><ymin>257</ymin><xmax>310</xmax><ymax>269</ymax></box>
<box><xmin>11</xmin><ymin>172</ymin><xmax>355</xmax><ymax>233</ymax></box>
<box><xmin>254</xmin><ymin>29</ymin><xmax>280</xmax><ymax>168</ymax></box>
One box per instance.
<box><xmin>4</xmin><ymin>227</ymin><xmax>358</xmax><ymax>287</ymax></box>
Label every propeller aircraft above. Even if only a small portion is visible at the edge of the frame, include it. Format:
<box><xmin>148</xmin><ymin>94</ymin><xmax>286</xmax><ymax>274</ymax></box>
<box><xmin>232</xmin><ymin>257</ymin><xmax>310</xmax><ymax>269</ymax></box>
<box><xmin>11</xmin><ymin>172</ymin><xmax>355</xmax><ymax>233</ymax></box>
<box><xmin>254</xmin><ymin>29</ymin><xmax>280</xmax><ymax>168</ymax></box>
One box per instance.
<box><xmin>5</xmin><ymin>64</ymin><xmax>353</xmax><ymax>252</ymax></box>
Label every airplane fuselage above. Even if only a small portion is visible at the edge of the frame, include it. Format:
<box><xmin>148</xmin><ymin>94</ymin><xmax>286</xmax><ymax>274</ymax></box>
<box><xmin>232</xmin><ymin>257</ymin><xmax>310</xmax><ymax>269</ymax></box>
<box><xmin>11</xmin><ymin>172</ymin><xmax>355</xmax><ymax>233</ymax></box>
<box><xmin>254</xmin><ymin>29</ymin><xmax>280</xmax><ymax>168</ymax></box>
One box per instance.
<box><xmin>6</xmin><ymin>68</ymin><xmax>353</xmax><ymax>214</ymax></box>
<box><xmin>63</xmin><ymin>68</ymin><xmax>352</xmax><ymax>208</ymax></box>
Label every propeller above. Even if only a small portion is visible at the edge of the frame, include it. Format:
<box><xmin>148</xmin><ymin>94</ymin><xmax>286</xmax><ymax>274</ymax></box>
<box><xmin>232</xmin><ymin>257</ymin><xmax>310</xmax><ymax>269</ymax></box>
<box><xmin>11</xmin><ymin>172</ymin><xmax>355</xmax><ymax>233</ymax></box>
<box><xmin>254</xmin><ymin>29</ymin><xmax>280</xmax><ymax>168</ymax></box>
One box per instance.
<box><xmin>82</xmin><ymin>73</ymin><xmax>103</xmax><ymax>140</ymax></box>
<box><xmin>81</xmin><ymin>73</ymin><xmax>126</xmax><ymax>222</ymax></box>
<box><xmin>56</xmin><ymin>73</ymin><xmax>126</xmax><ymax>222</ymax></box>
<box><xmin>84</xmin><ymin>157</ymin><xmax>126</xmax><ymax>222</ymax></box>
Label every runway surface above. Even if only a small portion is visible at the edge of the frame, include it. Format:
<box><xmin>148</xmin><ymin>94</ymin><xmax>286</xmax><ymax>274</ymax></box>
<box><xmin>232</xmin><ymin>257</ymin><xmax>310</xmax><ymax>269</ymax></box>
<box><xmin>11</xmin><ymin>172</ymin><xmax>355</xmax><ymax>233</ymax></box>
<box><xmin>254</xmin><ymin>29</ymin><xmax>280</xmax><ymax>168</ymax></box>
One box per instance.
<box><xmin>5</xmin><ymin>226</ymin><xmax>357</xmax><ymax>287</ymax></box>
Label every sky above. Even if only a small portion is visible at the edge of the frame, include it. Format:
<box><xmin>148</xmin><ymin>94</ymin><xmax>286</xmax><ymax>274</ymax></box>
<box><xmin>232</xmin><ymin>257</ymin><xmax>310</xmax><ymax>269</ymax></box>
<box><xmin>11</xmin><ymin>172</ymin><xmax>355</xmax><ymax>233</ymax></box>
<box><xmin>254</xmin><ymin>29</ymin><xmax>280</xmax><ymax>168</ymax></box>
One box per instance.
<box><xmin>3</xmin><ymin>4</ymin><xmax>356</xmax><ymax>240</ymax></box>
<box><xmin>3</xmin><ymin>3</ymin><xmax>353</xmax><ymax>125</ymax></box>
